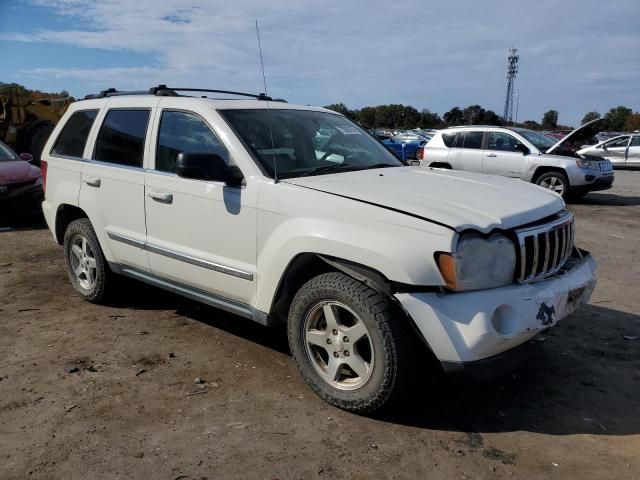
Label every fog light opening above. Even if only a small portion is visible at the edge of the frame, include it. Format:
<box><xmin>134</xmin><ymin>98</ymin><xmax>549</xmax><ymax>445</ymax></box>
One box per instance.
<box><xmin>491</xmin><ymin>305</ymin><xmax>519</xmax><ymax>337</ymax></box>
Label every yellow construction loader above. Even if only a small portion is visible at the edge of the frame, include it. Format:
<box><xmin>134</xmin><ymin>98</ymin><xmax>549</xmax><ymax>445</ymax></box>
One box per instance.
<box><xmin>0</xmin><ymin>85</ymin><xmax>74</xmax><ymax>164</ymax></box>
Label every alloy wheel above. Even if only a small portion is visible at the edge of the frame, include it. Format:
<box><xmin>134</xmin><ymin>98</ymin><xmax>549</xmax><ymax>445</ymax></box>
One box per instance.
<box><xmin>539</xmin><ymin>175</ymin><xmax>565</xmax><ymax>195</ymax></box>
<box><xmin>69</xmin><ymin>234</ymin><xmax>98</xmax><ymax>290</ymax></box>
<box><xmin>303</xmin><ymin>300</ymin><xmax>375</xmax><ymax>391</ymax></box>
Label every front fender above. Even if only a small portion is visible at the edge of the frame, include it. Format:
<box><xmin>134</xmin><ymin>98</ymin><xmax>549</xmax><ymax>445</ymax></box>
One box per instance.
<box><xmin>254</xmin><ymin>183</ymin><xmax>455</xmax><ymax>312</ymax></box>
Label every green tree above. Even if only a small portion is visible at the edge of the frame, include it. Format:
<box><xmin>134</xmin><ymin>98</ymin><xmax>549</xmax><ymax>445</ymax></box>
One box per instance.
<box><xmin>481</xmin><ymin>109</ymin><xmax>503</xmax><ymax>126</ymax></box>
<box><xmin>443</xmin><ymin>107</ymin><xmax>463</xmax><ymax>126</ymax></box>
<box><xmin>418</xmin><ymin>109</ymin><xmax>442</xmax><ymax>128</ymax></box>
<box><xmin>324</xmin><ymin>103</ymin><xmax>352</xmax><ymax>118</ymax></box>
<box><xmin>581</xmin><ymin>111</ymin><xmax>601</xmax><ymax>125</ymax></box>
<box><xmin>461</xmin><ymin>105</ymin><xmax>486</xmax><ymax>125</ymax></box>
<box><xmin>521</xmin><ymin>120</ymin><xmax>542</xmax><ymax>130</ymax></box>
<box><xmin>604</xmin><ymin>106</ymin><xmax>632</xmax><ymax>131</ymax></box>
<box><xmin>624</xmin><ymin>113</ymin><xmax>640</xmax><ymax>132</ymax></box>
<box><xmin>541</xmin><ymin>110</ymin><xmax>559</xmax><ymax>130</ymax></box>
<box><xmin>357</xmin><ymin>106</ymin><xmax>377</xmax><ymax>128</ymax></box>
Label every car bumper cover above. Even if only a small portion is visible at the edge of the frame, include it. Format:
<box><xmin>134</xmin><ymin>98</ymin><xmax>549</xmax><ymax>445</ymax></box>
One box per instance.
<box><xmin>395</xmin><ymin>252</ymin><xmax>596</xmax><ymax>365</ymax></box>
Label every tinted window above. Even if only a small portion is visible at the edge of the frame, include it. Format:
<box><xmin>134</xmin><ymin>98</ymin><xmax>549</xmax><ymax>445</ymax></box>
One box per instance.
<box><xmin>94</xmin><ymin>110</ymin><xmax>150</xmax><ymax>167</ymax></box>
<box><xmin>462</xmin><ymin>131</ymin><xmax>483</xmax><ymax>149</ymax></box>
<box><xmin>487</xmin><ymin>132</ymin><xmax>521</xmax><ymax>152</ymax></box>
<box><xmin>51</xmin><ymin>110</ymin><xmax>98</xmax><ymax>158</ymax></box>
<box><xmin>631</xmin><ymin>136</ymin><xmax>640</xmax><ymax>147</ymax></box>
<box><xmin>442</xmin><ymin>131</ymin><xmax>460</xmax><ymax>147</ymax></box>
<box><xmin>156</xmin><ymin>111</ymin><xmax>228</xmax><ymax>173</ymax></box>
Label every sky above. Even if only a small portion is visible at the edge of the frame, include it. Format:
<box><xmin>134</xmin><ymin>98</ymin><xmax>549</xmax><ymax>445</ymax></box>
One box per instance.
<box><xmin>0</xmin><ymin>0</ymin><xmax>638</xmax><ymax>127</ymax></box>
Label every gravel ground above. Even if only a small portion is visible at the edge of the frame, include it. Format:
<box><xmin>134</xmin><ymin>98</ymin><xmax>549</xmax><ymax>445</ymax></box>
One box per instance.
<box><xmin>1</xmin><ymin>170</ymin><xmax>639</xmax><ymax>480</ymax></box>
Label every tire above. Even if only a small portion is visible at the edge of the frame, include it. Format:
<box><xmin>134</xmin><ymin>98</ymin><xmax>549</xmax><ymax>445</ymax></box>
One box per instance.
<box><xmin>27</xmin><ymin>123</ymin><xmax>55</xmax><ymax>165</ymax></box>
<box><xmin>288</xmin><ymin>272</ymin><xmax>416</xmax><ymax>413</ymax></box>
<box><xmin>63</xmin><ymin>218</ymin><xmax>113</xmax><ymax>303</ymax></box>
<box><xmin>534</xmin><ymin>171</ymin><xmax>570</xmax><ymax>199</ymax></box>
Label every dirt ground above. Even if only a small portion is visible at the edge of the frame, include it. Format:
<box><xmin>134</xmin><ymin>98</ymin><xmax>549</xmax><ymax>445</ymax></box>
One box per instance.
<box><xmin>1</xmin><ymin>171</ymin><xmax>639</xmax><ymax>480</ymax></box>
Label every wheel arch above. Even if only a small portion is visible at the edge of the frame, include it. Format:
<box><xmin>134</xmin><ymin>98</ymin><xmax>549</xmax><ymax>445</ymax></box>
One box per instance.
<box><xmin>268</xmin><ymin>253</ymin><xmax>394</xmax><ymax>323</ymax></box>
<box><xmin>54</xmin><ymin>203</ymin><xmax>89</xmax><ymax>245</ymax></box>
<box><xmin>531</xmin><ymin>166</ymin><xmax>569</xmax><ymax>183</ymax></box>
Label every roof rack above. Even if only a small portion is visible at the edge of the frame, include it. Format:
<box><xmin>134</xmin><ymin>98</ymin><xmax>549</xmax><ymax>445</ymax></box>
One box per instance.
<box><xmin>83</xmin><ymin>85</ymin><xmax>283</xmax><ymax>101</ymax></box>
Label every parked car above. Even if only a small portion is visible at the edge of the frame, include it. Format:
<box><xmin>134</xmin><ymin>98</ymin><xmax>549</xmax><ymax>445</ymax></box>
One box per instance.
<box><xmin>577</xmin><ymin>134</ymin><xmax>640</xmax><ymax>168</ymax></box>
<box><xmin>382</xmin><ymin>133</ymin><xmax>428</xmax><ymax>160</ymax></box>
<box><xmin>41</xmin><ymin>86</ymin><xmax>596</xmax><ymax>413</ymax></box>
<box><xmin>419</xmin><ymin>119</ymin><xmax>614</xmax><ymax>199</ymax></box>
<box><xmin>0</xmin><ymin>139</ymin><xmax>43</xmax><ymax>219</ymax></box>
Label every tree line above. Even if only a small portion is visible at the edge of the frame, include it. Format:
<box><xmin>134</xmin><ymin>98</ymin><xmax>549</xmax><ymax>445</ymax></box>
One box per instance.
<box><xmin>325</xmin><ymin>102</ymin><xmax>640</xmax><ymax>132</ymax></box>
<box><xmin>0</xmin><ymin>82</ymin><xmax>70</xmax><ymax>102</ymax></box>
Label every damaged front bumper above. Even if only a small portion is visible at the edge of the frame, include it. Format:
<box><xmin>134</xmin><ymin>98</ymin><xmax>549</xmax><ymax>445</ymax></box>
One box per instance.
<box><xmin>395</xmin><ymin>251</ymin><xmax>596</xmax><ymax>376</ymax></box>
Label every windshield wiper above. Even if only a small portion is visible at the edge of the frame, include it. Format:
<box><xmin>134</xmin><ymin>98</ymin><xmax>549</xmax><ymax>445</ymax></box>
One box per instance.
<box><xmin>298</xmin><ymin>163</ymin><xmax>356</xmax><ymax>177</ymax></box>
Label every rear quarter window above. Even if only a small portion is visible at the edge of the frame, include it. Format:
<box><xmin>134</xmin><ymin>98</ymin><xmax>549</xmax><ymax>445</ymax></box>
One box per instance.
<box><xmin>442</xmin><ymin>132</ymin><xmax>460</xmax><ymax>148</ymax></box>
<box><xmin>51</xmin><ymin>110</ymin><xmax>98</xmax><ymax>158</ymax></box>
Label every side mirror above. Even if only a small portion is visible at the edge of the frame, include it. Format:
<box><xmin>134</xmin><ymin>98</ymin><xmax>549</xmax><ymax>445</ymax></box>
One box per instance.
<box><xmin>602</xmin><ymin>145</ymin><xmax>608</xmax><ymax>151</ymax></box>
<box><xmin>175</xmin><ymin>152</ymin><xmax>244</xmax><ymax>186</ymax></box>
<box><xmin>20</xmin><ymin>153</ymin><xmax>34</xmax><ymax>162</ymax></box>
<box><xmin>515</xmin><ymin>143</ymin><xmax>530</xmax><ymax>155</ymax></box>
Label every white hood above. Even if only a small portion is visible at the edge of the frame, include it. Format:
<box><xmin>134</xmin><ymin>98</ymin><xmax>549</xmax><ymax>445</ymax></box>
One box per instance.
<box><xmin>285</xmin><ymin>167</ymin><xmax>564</xmax><ymax>233</ymax></box>
<box><xmin>545</xmin><ymin>118</ymin><xmax>608</xmax><ymax>156</ymax></box>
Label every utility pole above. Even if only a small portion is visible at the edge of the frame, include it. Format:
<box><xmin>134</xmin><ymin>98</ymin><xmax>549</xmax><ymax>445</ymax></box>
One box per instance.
<box><xmin>503</xmin><ymin>48</ymin><xmax>519</xmax><ymax>123</ymax></box>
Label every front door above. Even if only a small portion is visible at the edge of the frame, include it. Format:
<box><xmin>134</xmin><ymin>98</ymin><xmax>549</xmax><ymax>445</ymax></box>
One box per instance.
<box><xmin>602</xmin><ymin>136</ymin><xmax>630</xmax><ymax>166</ymax></box>
<box><xmin>79</xmin><ymin>105</ymin><xmax>154</xmax><ymax>271</ymax></box>
<box><xmin>482</xmin><ymin>131</ymin><xmax>527</xmax><ymax>178</ymax></box>
<box><xmin>144</xmin><ymin>106</ymin><xmax>257</xmax><ymax>305</ymax></box>
<box><xmin>625</xmin><ymin>136</ymin><xmax>640</xmax><ymax>167</ymax></box>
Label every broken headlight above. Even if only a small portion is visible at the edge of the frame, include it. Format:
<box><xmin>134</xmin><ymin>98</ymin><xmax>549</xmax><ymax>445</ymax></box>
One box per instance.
<box><xmin>436</xmin><ymin>233</ymin><xmax>516</xmax><ymax>291</ymax></box>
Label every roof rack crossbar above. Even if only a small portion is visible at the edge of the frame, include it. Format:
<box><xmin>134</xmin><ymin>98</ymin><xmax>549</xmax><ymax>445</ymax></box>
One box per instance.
<box><xmin>83</xmin><ymin>85</ymin><xmax>282</xmax><ymax>102</ymax></box>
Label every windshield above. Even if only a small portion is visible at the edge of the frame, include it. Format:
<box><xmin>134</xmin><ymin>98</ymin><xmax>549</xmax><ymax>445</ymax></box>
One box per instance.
<box><xmin>220</xmin><ymin>109</ymin><xmax>403</xmax><ymax>179</ymax></box>
<box><xmin>0</xmin><ymin>142</ymin><xmax>18</xmax><ymax>162</ymax></box>
<box><xmin>512</xmin><ymin>128</ymin><xmax>556</xmax><ymax>151</ymax></box>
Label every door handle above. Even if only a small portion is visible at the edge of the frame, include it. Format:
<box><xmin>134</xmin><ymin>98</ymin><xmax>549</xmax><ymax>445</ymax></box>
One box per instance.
<box><xmin>486</xmin><ymin>153</ymin><xmax>497</xmax><ymax>158</ymax></box>
<box><xmin>84</xmin><ymin>177</ymin><xmax>101</xmax><ymax>187</ymax></box>
<box><xmin>147</xmin><ymin>190</ymin><xmax>173</xmax><ymax>204</ymax></box>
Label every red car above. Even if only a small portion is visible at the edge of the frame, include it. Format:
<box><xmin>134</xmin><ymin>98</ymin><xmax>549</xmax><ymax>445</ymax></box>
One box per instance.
<box><xmin>0</xmin><ymin>140</ymin><xmax>44</xmax><ymax>219</ymax></box>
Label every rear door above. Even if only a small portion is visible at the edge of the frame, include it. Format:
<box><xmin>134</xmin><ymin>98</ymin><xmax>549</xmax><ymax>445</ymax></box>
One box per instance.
<box><xmin>482</xmin><ymin>131</ymin><xmax>527</xmax><ymax>178</ymax></box>
<box><xmin>446</xmin><ymin>130</ymin><xmax>484</xmax><ymax>173</ymax></box>
<box><xmin>627</xmin><ymin>136</ymin><xmax>640</xmax><ymax>167</ymax></box>
<box><xmin>79</xmin><ymin>98</ymin><xmax>157</xmax><ymax>271</ymax></box>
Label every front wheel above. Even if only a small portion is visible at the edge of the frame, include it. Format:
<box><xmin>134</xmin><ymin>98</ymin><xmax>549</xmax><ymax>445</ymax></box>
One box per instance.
<box><xmin>535</xmin><ymin>171</ymin><xmax>570</xmax><ymax>199</ymax></box>
<box><xmin>288</xmin><ymin>272</ymin><xmax>415</xmax><ymax>413</ymax></box>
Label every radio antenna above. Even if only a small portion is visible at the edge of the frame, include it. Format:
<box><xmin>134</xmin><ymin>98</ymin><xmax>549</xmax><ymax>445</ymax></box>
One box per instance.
<box><xmin>255</xmin><ymin>20</ymin><xmax>278</xmax><ymax>183</ymax></box>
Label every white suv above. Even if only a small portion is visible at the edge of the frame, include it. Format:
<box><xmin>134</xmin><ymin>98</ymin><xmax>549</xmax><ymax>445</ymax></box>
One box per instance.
<box><xmin>41</xmin><ymin>86</ymin><xmax>597</xmax><ymax>413</ymax></box>
<box><xmin>420</xmin><ymin>121</ymin><xmax>614</xmax><ymax>199</ymax></box>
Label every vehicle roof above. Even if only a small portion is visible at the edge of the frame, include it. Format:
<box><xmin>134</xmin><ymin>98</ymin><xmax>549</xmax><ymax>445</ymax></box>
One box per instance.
<box><xmin>444</xmin><ymin>125</ymin><xmax>507</xmax><ymax>130</ymax></box>
<box><xmin>73</xmin><ymin>95</ymin><xmax>337</xmax><ymax>114</ymax></box>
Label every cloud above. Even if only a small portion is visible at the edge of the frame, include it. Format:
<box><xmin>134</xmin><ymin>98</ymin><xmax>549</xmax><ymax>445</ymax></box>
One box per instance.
<box><xmin>3</xmin><ymin>0</ymin><xmax>640</xmax><ymax>124</ymax></box>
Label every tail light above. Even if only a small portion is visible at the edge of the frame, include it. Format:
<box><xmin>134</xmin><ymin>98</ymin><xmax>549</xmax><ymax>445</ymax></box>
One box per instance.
<box><xmin>417</xmin><ymin>147</ymin><xmax>424</xmax><ymax>160</ymax></box>
<box><xmin>40</xmin><ymin>160</ymin><xmax>48</xmax><ymax>194</ymax></box>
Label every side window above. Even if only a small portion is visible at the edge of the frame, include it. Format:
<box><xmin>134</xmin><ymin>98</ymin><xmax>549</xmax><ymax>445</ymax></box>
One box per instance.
<box><xmin>94</xmin><ymin>109</ymin><xmax>150</xmax><ymax>167</ymax></box>
<box><xmin>605</xmin><ymin>136</ymin><xmax>630</xmax><ymax>148</ymax></box>
<box><xmin>51</xmin><ymin>110</ymin><xmax>98</xmax><ymax>158</ymax></box>
<box><xmin>631</xmin><ymin>136</ymin><xmax>640</xmax><ymax>147</ymax></box>
<box><xmin>442</xmin><ymin>131</ymin><xmax>460</xmax><ymax>147</ymax></box>
<box><xmin>156</xmin><ymin>110</ymin><xmax>229</xmax><ymax>173</ymax></box>
<box><xmin>461</xmin><ymin>131</ymin><xmax>483</xmax><ymax>149</ymax></box>
<box><xmin>487</xmin><ymin>132</ymin><xmax>521</xmax><ymax>152</ymax></box>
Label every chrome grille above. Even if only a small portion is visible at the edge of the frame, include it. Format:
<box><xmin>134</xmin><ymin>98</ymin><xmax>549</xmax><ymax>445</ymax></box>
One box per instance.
<box><xmin>598</xmin><ymin>160</ymin><xmax>613</xmax><ymax>172</ymax></box>
<box><xmin>515</xmin><ymin>211</ymin><xmax>575</xmax><ymax>283</ymax></box>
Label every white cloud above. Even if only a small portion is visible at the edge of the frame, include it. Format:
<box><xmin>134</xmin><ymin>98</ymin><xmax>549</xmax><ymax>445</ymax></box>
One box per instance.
<box><xmin>3</xmin><ymin>0</ymin><xmax>640</xmax><ymax>124</ymax></box>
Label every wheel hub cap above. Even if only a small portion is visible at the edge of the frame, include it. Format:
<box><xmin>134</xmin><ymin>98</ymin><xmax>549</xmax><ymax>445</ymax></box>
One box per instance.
<box><xmin>70</xmin><ymin>235</ymin><xmax>97</xmax><ymax>290</ymax></box>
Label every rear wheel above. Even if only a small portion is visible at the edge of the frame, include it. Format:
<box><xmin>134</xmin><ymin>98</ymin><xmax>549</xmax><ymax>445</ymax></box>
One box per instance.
<box><xmin>288</xmin><ymin>272</ymin><xmax>416</xmax><ymax>413</ymax></box>
<box><xmin>535</xmin><ymin>171</ymin><xmax>570</xmax><ymax>199</ymax></box>
<box><xmin>63</xmin><ymin>218</ymin><xmax>113</xmax><ymax>303</ymax></box>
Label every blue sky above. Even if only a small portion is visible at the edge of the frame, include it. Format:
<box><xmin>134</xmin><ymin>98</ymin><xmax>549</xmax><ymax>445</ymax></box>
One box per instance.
<box><xmin>1</xmin><ymin>0</ymin><xmax>638</xmax><ymax>127</ymax></box>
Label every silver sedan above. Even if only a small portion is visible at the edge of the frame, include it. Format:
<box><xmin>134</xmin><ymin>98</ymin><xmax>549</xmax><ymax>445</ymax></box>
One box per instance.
<box><xmin>578</xmin><ymin>134</ymin><xmax>640</xmax><ymax>168</ymax></box>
